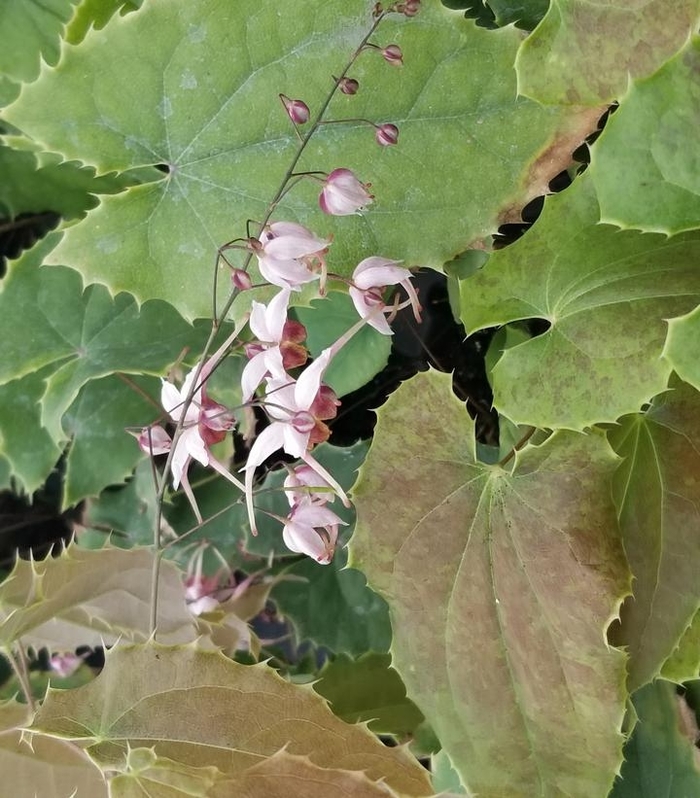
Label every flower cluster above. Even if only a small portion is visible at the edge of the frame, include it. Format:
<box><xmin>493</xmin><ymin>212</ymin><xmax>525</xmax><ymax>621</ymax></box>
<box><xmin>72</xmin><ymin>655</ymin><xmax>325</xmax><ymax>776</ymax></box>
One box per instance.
<box><xmin>139</xmin><ymin>2</ymin><xmax>422</xmax><ymax>567</ymax></box>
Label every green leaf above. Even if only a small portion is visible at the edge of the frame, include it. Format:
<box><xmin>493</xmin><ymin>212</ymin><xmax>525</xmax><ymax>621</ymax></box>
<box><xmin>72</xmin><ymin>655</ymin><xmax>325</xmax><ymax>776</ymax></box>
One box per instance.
<box><xmin>589</xmin><ymin>36</ymin><xmax>700</xmax><ymax>235</ymax></box>
<box><xmin>30</xmin><ymin>643</ymin><xmax>433</xmax><ymax>797</ymax></box>
<box><xmin>5</xmin><ymin>0</ymin><xmax>592</xmax><ymax>321</ymax></box>
<box><xmin>61</xmin><ymin>374</ymin><xmax>160</xmax><ymax>507</ymax></box>
<box><xmin>516</xmin><ymin>0</ymin><xmax>700</xmax><ymax>105</ymax></box>
<box><xmin>314</xmin><ymin>652</ymin><xmax>424</xmax><ymax>736</ymax></box>
<box><xmin>65</xmin><ymin>0</ymin><xmax>143</xmax><ymax>45</ymax></box>
<box><xmin>0</xmin><ymin>235</ymin><xmax>207</xmax><ymax>442</ymax></box>
<box><xmin>0</xmin><ymin>368</ymin><xmax>62</xmax><ymax>495</ymax></box>
<box><xmin>350</xmin><ymin>369</ymin><xmax>630</xmax><ymax>798</ymax></box>
<box><xmin>664</xmin><ymin>304</ymin><xmax>700</xmax><ymax>392</ymax></box>
<box><xmin>0</xmin><ymin>699</ymin><xmax>107</xmax><ymax>798</ymax></box>
<box><xmin>610</xmin><ymin>681</ymin><xmax>700</xmax><ymax>797</ymax></box>
<box><xmin>431</xmin><ymin>750</ymin><xmax>468</xmax><ymax>796</ymax></box>
<box><xmin>461</xmin><ymin>175</ymin><xmax>700</xmax><ymax>429</ymax></box>
<box><xmin>0</xmin><ymin>0</ymin><xmax>77</xmax><ymax>104</ymax></box>
<box><xmin>609</xmin><ymin>380</ymin><xmax>700</xmax><ymax>690</ymax></box>
<box><xmin>294</xmin><ymin>291</ymin><xmax>391</xmax><ymax>397</ymax></box>
<box><xmin>0</xmin><ymin>145</ymin><xmax>132</xmax><ymax>220</ymax></box>
<box><xmin>662</xmin><ymin>609</ymin><xmax>700</xmax><ymax>682</ymax></box>
<box><xmin>0</xmin><ymin>546</ymin><xmax>196</xmax><ymax>650</ymax></box>
<box><xmin>274</xmin><ymin>551</ymin><xmax>392</xmax><ymax>656</ymax></box>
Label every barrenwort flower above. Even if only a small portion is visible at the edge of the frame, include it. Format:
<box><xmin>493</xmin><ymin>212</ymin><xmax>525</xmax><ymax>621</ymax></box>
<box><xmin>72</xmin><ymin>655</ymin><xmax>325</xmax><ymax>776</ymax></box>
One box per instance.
<box><xmin>279</xmin><ymin>94</ymin><xmax>310</xmax><ymax>125</ymax></box>
<box><xmin>319</xmin><ymin>168</ymin><xmax>373</xmax><ymax>216</ymax></box>
<box><xmin>375</xmin><ymin>123</ymin><xmax>399</xmax><ymax>146</ymax></box>
<box><xmin>349</xmin><ymin>256</ymin><xmax>422</xmax><ymax>335</ymax></box>
<box><xmin>282</xmin><ymin>501</ymin><xmax>347</xmax><ymax>564</ymax></box>
<box><xmin>252</xmin><ymin>221</ymin><xmax>329</xmax><ymax>291</ymax></box>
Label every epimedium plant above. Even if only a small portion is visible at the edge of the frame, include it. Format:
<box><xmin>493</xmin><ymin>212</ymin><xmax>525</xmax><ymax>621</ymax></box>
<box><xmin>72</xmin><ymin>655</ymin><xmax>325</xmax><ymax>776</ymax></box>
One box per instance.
<box><xmin>0</xmin><ymin>1</ymin><xmax>699</xmax><ymax>797</ymax></box>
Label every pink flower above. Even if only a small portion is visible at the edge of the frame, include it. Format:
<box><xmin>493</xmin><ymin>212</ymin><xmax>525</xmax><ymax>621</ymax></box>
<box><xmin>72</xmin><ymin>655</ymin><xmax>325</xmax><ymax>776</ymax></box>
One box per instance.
<box><xmin>253</xmin><ymin>221</ymin><xmax>329</xmax><ymax>291</ymax></box>
<box><xmin>160</xmin><ymin>365</ymin><xmax>241</xmax><ymax>523</ymax></box>
<box><xmin>136</xmin><ymin>424</ymin><xmax>172</xmax><ymax>456</ymax></box>
<box><xmin>49</xmin><ymin>652</ymin><xmax>84</xmax><ymax>679</ymax></box>
<box><xmin>349</xmin><ymin>256</ymin><xmax>422</xmax><ymax>335</ymax></box>
<box><xmin>280</xmin><ymin>94</ymin><xmax>310</xmax><ymax>125</ymax></box>
<box><xmin>282</xmin><ymin>501</ymin><xmax>346</xmax><ymax>564</ymax></box>
<box><xmin>243</xmin><ymin>349</ymin><xmax>348</xmax><ymax>535</ymax></box>
<box><xmin>375</xmin><ymin>123</ymin><xmax>399</xmax><ymax>146</ymax></box>
<box><xmin>319</xmin><ymin>168</ymin><xmax>373</xmax><ymax>216</ymax></box>
<box><xmin>241</xmin><ymin>289</ymin><xmax>308</xmax><ymax>402</ymax></box>
<box><xmin>284</xmin><ymin>464</ymin><xmax>337</xmax><ymax>506</ymax></box>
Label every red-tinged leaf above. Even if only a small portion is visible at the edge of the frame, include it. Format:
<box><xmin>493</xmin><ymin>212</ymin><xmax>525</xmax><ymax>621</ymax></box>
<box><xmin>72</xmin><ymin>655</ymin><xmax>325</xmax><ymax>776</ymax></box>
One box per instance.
<box><xmin>350</xmin><ymin>369</ymin><xmax>630</xmax><ymax>798</ymax></box>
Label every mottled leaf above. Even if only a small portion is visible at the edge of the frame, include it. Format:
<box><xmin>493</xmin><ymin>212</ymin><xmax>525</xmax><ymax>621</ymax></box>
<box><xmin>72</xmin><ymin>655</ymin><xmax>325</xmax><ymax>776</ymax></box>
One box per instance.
<box><xmin>609</xmin><ymin>380</ymin><xmax>700</xmax><ymax>689</ymax></box>
<box><xmin>610</xmin><ymin>681</ymin><xmax>700</xmax><ymax>797</ymax></box>
<box><xmin>461</xmin><ymin>174</ymin><xmax>700</xmax><ymax>429</ymax></box>
<box><xmin>589</xmin><ymin>36</ymin><xmax>700</xmax><ymax>235</ymax></box>
<box><xmin>0</xmin><ymin>546</ymin><xmax>196</xmax><ymax>650</ymax></box>
<box><xmin>5</xmin><ymin>0</ymin><xmax>592</xmax><ymax>321</ymax></box>
<box><xmin>31</xmin><ymin>643</ymin><xmax>432</xmax><ymax>797</ymax></box>
<box><xmin>350</xmin><ymin>369</ymin><xmax>630</xmax><ymax>798</ymax></box>
<box><xmin>516</xmin><ymin>0</ymin><xmax>700</xmax><ymax>105</ymax></box>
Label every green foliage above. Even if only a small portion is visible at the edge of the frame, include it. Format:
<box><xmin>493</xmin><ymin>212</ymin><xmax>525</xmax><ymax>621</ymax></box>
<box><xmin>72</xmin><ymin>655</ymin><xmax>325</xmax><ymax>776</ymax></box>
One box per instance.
<box><xmin>516</xmin><ymin>0</ymin><xmax>700</xmax><ymax>105</ymax></box>
<box><xmin>351</xmin><ymin>370</ymin><xmax>630</xmax><ymax>798</ymax></box>
<box><xmin>5</xmin><ymin>0</ymin><xmax>586</xmax><ymax>321</ymax></box>
<box><xmin>461</xmin><ymin>174</ymin><xmax>700</xmax><ymax>429</ymax></box>
<box><xmin>610</xmin><ymin>681</ymin><xmax>700</xmax><ymax>797</ymax></box>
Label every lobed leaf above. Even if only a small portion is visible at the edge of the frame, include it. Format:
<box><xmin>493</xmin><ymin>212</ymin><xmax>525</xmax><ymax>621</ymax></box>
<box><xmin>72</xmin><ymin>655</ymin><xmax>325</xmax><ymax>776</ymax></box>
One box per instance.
<box><xmin>0</xmin><ymin>546</ymin><xmax>196</xmax><ymax>651</ymax></box>
<box><xmin>461</xmin><ymin>174</ymin><xmax>700</xmax><ymax>430</ymax></box>
<box><xmin>350</xmin><ymin>369</ymin><xmax>630</xmax><ymax>798</ymax></box>
<box><xmin>516</xmin><ymin>0</ymin><xmax>700</xmax><ymax>105</ymax></box>
<box><xmin>5</xmin><ymin>0</ymin><xmax>594</xmax><ymax>321</ymax></box>
<box><xmin>589</xmin><ymin>36</ymin><xmax>700</xmax><ymax>235</ymax></box>
<box><xmin>30</xmin><ymin>642</ymin><xmax>433</xmax><ymax>797</ymax></box>
<box><xmin>609</xmin><ymin>379</ymin><xmax>700</xmax><ymax>689</ymax></box>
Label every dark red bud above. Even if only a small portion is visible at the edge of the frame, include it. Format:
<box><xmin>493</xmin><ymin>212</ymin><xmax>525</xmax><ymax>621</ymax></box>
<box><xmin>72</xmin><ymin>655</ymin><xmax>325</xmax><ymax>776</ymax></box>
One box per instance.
<box><xmin>375</xmin><ymin>123</ymin><xmax>399</xmax><ymax>146</ymax></box>
<box><xmin>282</xmin><ymin>319</ymin><xmax>307</xmax><ymax>343</ymax></box>
<box><xmin>338</xmin><ymin>76</ymin><xmax>359</xmax><ymax>95</ymax></box>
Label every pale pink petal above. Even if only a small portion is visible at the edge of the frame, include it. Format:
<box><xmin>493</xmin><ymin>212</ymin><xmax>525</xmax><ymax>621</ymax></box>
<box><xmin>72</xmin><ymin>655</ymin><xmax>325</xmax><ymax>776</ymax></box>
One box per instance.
<box><xmin>241</xmin><ymin>350</ymin><xmax>275</xmax><ymax>403</ymax></box>
<box><xmin>294</xmin><ymin>348</ymin><xmax>333</xmax><ymax>408</ymax></box>
<box><xmin>352</xmin><ymin>257</ymin><xmax>411</xmax><ymax>290</ymax></box>
<box><xmin>137</xmin><ymin>425</ymin><xmax>172</xmax><ymax>455</ymax></box>
<box><xmin>245</xmin><ymin>422</ymin><xmax>287</xmax><ymax>473</ymax></box>
<box><xmin>282</xmin><ymin>423</ymin><xmax>310</xmax><ymax>459</ymax></box>
<box><xmin>161</xmin><ymin>380</ymin><xmax>184</xmax><ymax>421</ymax></box>
<box><xmin>349</xmin><ymin>286</ymin><xmax>394</xmax><ymax>335</ymax></box>
<box><xmin>257</xmin><ymin>255</ymin><xmax>317</xmax><ymax>290</ymax></box>
<box><xmin>283</xmin><ymin>520</ymin><xmax>330</xmax><ymax>562</ymax></box>
<box><xmin>265</xmin><ymin>288</ymin><xmax>292</xmax><ymax>341</ymax></box>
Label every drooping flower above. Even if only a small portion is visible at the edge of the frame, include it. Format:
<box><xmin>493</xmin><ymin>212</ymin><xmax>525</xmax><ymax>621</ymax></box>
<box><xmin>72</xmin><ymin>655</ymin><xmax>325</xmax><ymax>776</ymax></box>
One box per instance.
<box><xmin>252</xmin><ymin>221</ymin><xmax>329</xmax><ymax>291</ymax></box>
<box><xmin>349</xmin><ymin>256</ymin><xmax>421</xmax><ymax>335</ymax></box>
<box><xmin>136</xmin><ymin>424</ymin><xmax>172</xmax><ymax>456</ymax></box>
<box><xmin>282</xmin><ymin>501</ymin><xmax>347</xmax><ymax>564</ymax></box>
<box><xmin>319</xmin><ymin>168</ymin><xmax>373</xmax><ymax>216</ymax></box>
<box><xmin>284</xmin><ymin>463</ymin><xmax>337</xmax><ymax>506</ymax></box>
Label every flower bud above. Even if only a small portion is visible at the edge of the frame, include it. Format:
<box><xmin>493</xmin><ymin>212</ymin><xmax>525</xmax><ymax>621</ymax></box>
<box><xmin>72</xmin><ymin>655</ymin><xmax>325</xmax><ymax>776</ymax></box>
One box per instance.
<box><xmin>375</xmin><ymin>123</ymin><xmax>399</xmax><ymax>146</ymax></box>
<box><xmin>398</xmin><ymin>0</ymin><xmax>420</xmax><ymax>16</ymax></box>
<box><xmin>338</xmin><ymin>76</ymin><xmax>359</xmax><ymax>95</ymax></box>
<box><xmin>136</xmin><ymin>425</ymin><xmax>171</xmax><ymax>456</ymax></box>
<box><xmin>231</xmin><ymin>268</ymin><xmax>253</xmax><ymax>291</ymax></box>
<box><xmin>319</xmin><ymin>168</ymin><xmax>373</xmax><ymax>216</ymax></box>
<box><xmin>279</xmin><ymin>94</ymin><xmax>310</xmax><ymax>125</ymax></box>
<box><xmin>382</xmin><ymin>44</ymin><xmax>403</xmax><ymax>66</ymax></box>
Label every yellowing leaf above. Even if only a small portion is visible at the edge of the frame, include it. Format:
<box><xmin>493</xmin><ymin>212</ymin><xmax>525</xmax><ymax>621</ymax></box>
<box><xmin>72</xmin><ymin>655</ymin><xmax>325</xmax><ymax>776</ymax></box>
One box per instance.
<box><xmin>0</xmin><ymin>546</ymin><xmax>196</xmax><ymax>650</ymax></box>
<box><xmin>0</xmin><ymin>699</ymin><xmax>107</xmax><ymax>798</ymax></box>
<box><xmin>350</xmin><ymin>370</ymin><xmax>630</xmax><ymax>798</ymax></box>
<box><xmin>30</xmin><ymin>643</ymin><xmax>432</xmax><ymax>797</ymax></box>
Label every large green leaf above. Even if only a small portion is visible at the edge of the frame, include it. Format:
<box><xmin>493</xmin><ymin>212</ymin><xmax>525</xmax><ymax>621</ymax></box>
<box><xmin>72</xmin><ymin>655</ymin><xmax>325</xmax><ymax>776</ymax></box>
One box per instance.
<box><xmin>4</xmin><ymin>0</ymin><xmax>594</xmax><ymax>321</ymax></box>
<box><xmin>589</xmin><ymin>36</ymin><xmax>700</xmax><ymax>235</ymax></box>
<box><xmin>516</xmin><ymin>0</ymin><xmax>700</xmax><ymax>105</ymax></box>
<box><xmin>609</xmin><ymin>380</ymin><xmax>700</xmax><ymax>690</ymax></box>
<box><xmin>461</xmin><ymin>175</ymin><xmax>700</xmax><ymax>430</ymax></box>
<box><xmin>350</xmin><ymin>369</ymin><xmax>630</xmax><ymax>798</ymax></box>
<box><xmin>30</xmin><ymin>643</ymin><xmax>432</xmax><ymax>797</ymax></box>
<box><xmin>610</xmin><ymin>681</ymin><xmax>700</xmax><ymax>797</ymax></box>
<box><xmin>0</xmin><ymin>235</ymin><xmax>207</xmax><ymax>441</ymax></box>
<box><xmin>664</xmin><ymin>305</ymin><xmax>700</xmax><ymax>392</ymax></box>
<box><xmin>0</xmin><ymin>546</ymin><xmax>196</xmax><ymax>651</ymax></box>
<box><xmin>0</xmin><ymin>0</ymin><xmax>77</xmax><ymax>105</ymax></box>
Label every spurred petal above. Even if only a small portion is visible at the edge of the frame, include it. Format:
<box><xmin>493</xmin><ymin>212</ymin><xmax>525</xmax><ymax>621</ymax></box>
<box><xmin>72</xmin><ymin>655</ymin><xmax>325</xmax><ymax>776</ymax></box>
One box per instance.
<box><xmin>294</xmin><ymin>348</ymin><xmax>333</xmax><ymax>409</ymax></box>
<box><xmin>352</xmin><ymin>256</ymin><xmax>411</xmax><ymax>290</ymax></box>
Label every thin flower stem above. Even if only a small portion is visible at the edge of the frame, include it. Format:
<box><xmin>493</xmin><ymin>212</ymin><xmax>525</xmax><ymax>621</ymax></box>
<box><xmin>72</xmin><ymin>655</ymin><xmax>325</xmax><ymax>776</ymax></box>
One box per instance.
<box><xmin>6</xmin><ymin>644</ymin><xmax>36</xmax><ymax>713</ymax></box>
<box><xmin>148</xmin><ymin>9</ymin><xmax>388</xmax><ymax>635</ymax></box>
<box><xmin>497</xmin><ymin>427</ymin><xmax>537</xmax><ymax>468</ymax></box>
